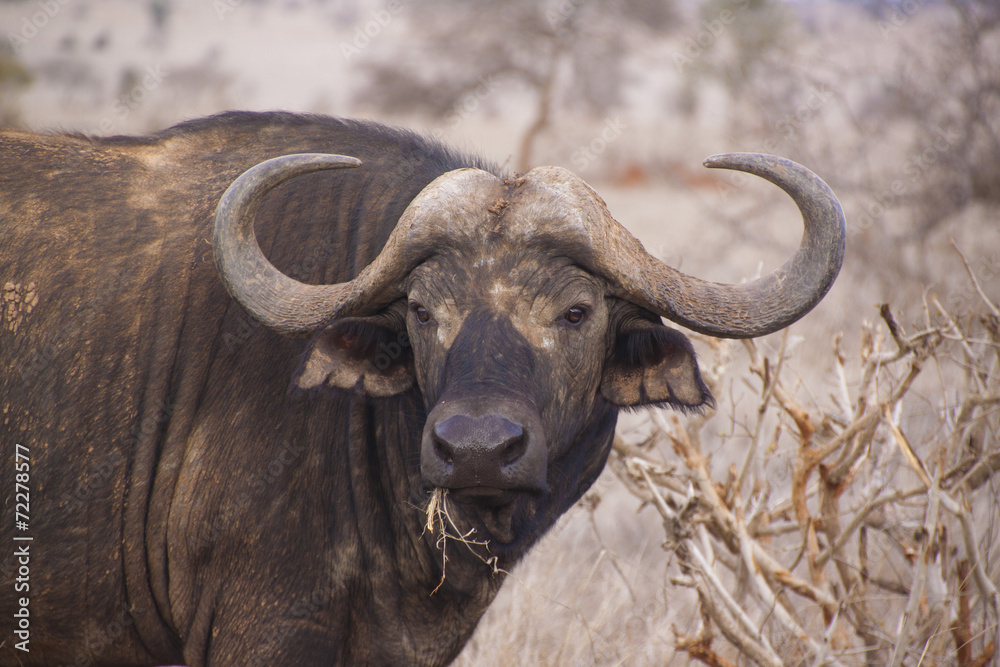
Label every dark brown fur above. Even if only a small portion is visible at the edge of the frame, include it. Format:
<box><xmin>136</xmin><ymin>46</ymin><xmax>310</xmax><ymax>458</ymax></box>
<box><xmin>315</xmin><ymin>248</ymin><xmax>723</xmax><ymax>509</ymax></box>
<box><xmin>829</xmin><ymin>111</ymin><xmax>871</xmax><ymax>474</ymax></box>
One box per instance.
<box><xmin>0</xmin><ymin>112</ymin><xmax>708</xmax><ymax>666</ymax></box>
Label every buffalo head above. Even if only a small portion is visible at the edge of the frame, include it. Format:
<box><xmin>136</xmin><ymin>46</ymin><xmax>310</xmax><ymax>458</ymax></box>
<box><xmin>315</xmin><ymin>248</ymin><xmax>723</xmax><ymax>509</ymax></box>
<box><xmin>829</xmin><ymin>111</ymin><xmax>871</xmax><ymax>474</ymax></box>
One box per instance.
<box><xmin>212</xmin><ymin>152</ymin><xmax>844</xmax><ymax>554</ymax></box>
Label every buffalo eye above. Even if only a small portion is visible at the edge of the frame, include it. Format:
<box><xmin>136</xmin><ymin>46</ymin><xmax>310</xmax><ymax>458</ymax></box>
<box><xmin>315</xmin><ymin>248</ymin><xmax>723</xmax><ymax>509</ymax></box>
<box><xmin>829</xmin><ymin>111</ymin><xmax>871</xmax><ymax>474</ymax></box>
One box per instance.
<box><xmin>563</xmin><ymin>306</ymin><xmax>586</xmax><ymax>326</ymax></box>
<box><xmin>412</xmin><ymin>304</ymin><xmax>431</xmax><ymax>324</ymax></box>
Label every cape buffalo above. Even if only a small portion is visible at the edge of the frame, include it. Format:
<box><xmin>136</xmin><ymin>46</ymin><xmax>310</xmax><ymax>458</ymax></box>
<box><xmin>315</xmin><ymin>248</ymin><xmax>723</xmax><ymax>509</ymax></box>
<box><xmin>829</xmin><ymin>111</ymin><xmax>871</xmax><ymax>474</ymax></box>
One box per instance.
<box><xmin>0</xmin><ymin>111</ymin><xmax>844</xmax><ymax>666</ymax></box>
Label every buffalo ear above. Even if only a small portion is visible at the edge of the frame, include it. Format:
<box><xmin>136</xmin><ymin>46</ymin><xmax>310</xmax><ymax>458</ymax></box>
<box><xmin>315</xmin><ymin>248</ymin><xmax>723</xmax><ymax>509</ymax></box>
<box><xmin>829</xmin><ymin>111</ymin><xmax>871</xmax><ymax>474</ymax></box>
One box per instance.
<box><xmin>601</xmin><ymin>321</ymin><xmax>713</xmax><ymax>410</ymax></box>
<box><xmin>294</xmin><ymin>317</ymin><xmax>414</xmax><ymax>397</ymax></box>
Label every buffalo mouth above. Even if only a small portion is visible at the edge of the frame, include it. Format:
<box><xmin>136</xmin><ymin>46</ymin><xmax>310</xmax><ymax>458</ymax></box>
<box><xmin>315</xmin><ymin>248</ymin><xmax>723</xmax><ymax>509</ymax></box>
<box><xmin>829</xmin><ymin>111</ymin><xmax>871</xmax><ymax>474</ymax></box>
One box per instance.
<box><xmin>420</xmin><ymin>404</ymin><xmax>547</xmax><ymax>546</ymax></box>
<box><xmin>431</xmin><ymin>486</ymin><xmax>531</xmax><ymax>545</ymax></box>
<box><xmin>449</xmin><ymin>486</ymin><xmax>516</xmax><ymax>506</ymax></box>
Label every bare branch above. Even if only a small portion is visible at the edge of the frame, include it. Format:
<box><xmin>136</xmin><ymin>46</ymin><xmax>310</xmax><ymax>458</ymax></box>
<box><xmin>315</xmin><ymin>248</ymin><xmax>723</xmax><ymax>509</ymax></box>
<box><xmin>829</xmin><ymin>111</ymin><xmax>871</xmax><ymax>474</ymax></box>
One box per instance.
<box><xmin>951</xmin><ymin>239</ymin><xmax>1000</xmax><ymax>317</ymax></box>
<box><xmin>601</xmin><ymin>290</ymin><xmax>999</xmax><ymax>665</ymax></box>
<box><xmin>887</xmin><ymin>470</ymin><xmax>942</xmax><ymax>667</ymax></box>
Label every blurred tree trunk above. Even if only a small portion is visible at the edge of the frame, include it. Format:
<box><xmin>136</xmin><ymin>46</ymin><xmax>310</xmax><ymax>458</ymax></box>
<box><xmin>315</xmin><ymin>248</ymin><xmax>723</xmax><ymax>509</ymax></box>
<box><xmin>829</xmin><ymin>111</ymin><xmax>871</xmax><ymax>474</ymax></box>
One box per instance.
<box><xmin>517</xmin><ymin>47</ymin><xmax>560</xmax><ymax>173</ymax></box>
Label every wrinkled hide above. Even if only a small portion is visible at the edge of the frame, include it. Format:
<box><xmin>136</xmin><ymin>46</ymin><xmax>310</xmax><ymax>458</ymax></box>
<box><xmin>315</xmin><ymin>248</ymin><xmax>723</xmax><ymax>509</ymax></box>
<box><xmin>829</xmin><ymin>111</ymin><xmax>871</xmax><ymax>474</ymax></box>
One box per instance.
<box><xmin>0</xmin><ymin>110</ymin><xmax>842</xmax><ymax>666</ymax></box>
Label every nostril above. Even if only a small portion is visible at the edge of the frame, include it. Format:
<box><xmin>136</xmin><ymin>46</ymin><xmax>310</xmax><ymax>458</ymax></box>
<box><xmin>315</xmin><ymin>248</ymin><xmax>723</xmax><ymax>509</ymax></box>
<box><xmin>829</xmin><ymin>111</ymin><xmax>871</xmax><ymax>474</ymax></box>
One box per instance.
<box><xmin>499</xmin><ymin>432</ymin><xmax>527</xmax><ymax>467</ymax></box>
<box><xmin>432</xmin><ymin>435</ymin><xmax>454</xmax><ymax>466</ymax></box>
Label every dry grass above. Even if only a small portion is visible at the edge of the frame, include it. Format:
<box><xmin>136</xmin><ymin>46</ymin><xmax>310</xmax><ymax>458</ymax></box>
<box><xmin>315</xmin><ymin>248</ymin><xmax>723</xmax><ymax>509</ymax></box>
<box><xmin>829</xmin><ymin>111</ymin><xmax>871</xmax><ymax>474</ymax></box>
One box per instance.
<box><xmin>425</xmin><ymin>487</ymin><xmax>504</xmax><ymax>595</ymax></box>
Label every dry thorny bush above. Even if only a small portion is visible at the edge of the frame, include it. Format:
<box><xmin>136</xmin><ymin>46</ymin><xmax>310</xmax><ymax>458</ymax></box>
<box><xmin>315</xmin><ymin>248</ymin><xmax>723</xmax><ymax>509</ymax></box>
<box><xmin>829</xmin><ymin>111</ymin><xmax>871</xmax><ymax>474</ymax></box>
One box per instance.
<box><xmin>604</xmin><ymin>256</ymin><xmax>1000</xmax><ymax>666</ymax></box>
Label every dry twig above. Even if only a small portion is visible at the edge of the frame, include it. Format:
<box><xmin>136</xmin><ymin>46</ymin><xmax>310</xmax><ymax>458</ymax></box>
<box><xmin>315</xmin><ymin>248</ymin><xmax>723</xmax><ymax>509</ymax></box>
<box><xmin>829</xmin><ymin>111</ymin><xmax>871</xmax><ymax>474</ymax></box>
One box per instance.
<box><xmin>609</xmin><ymin>280</ymin><xmax>1000</xmax><ymax>665</ymax></box>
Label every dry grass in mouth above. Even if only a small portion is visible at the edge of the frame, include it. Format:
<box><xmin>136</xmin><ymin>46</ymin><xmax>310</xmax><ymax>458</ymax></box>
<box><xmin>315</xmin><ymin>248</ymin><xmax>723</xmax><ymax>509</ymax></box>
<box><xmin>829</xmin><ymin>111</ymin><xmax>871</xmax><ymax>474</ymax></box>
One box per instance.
<box><xmin>425</xmin><ymin>487</ymin><xmax>503</xmax><ymax>594</ymax></box>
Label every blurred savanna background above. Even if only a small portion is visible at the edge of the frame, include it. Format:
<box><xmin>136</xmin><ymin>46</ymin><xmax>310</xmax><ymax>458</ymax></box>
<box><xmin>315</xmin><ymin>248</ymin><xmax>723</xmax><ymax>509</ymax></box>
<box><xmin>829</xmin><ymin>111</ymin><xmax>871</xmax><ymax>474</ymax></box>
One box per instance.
<box><xmin>2</xmin><ymin>0</ymin><xmax>998</xmax><ymax>664</ymax></box>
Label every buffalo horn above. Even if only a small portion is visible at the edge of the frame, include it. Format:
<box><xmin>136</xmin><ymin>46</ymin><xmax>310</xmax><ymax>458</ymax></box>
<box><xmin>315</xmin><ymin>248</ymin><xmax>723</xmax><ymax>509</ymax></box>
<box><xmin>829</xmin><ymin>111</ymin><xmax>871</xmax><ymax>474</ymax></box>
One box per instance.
<box><xmin>213</xmin><ymin>154</ymin><xmax>503</xmax><ymax>336</ymax></box>
<box><xmin>617</xmin><ymin>153</ymin><xmax>846</xmax><ymax>338</ymax></box>
<box><xmin>213</xmin><ymin>154</ymin><xmax>363</xmax><ymax>336</ymax></box>
<box><xmin>519</xmin><ymin>153</ymin><xmax>846</xmax><ymax>339</ymax></box>
<box><xmin>215</xmin><ymin>152</ymin><xmax>844</xmax><ymax>340</ymax></box>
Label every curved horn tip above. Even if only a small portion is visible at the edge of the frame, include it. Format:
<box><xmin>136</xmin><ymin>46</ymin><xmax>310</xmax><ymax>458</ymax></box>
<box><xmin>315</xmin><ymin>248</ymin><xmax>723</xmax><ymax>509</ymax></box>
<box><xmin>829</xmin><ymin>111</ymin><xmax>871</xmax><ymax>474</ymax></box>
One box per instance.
<box><xmin>702</xmin><ymin>152</ymin><xmax>794</xmax><ymax>172</ymax></box>
<box><xmin>246</xmin><ymin>153</ymin><xmax>363</xmax><ymax>178</ymax></box>
<box><xmin>270</xmin><ymin>153</ymin><xmax>362</xmax><ymax>169</ymax></box>
<box><xmin>212</xmin><ymin>152</ymin><xmax>365</xmax><ymax>338</ymax></box>
<box><xmin>622</xmin><ymin>152</ymin><xmax>844</xmax><ymax>339</ymax></box>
